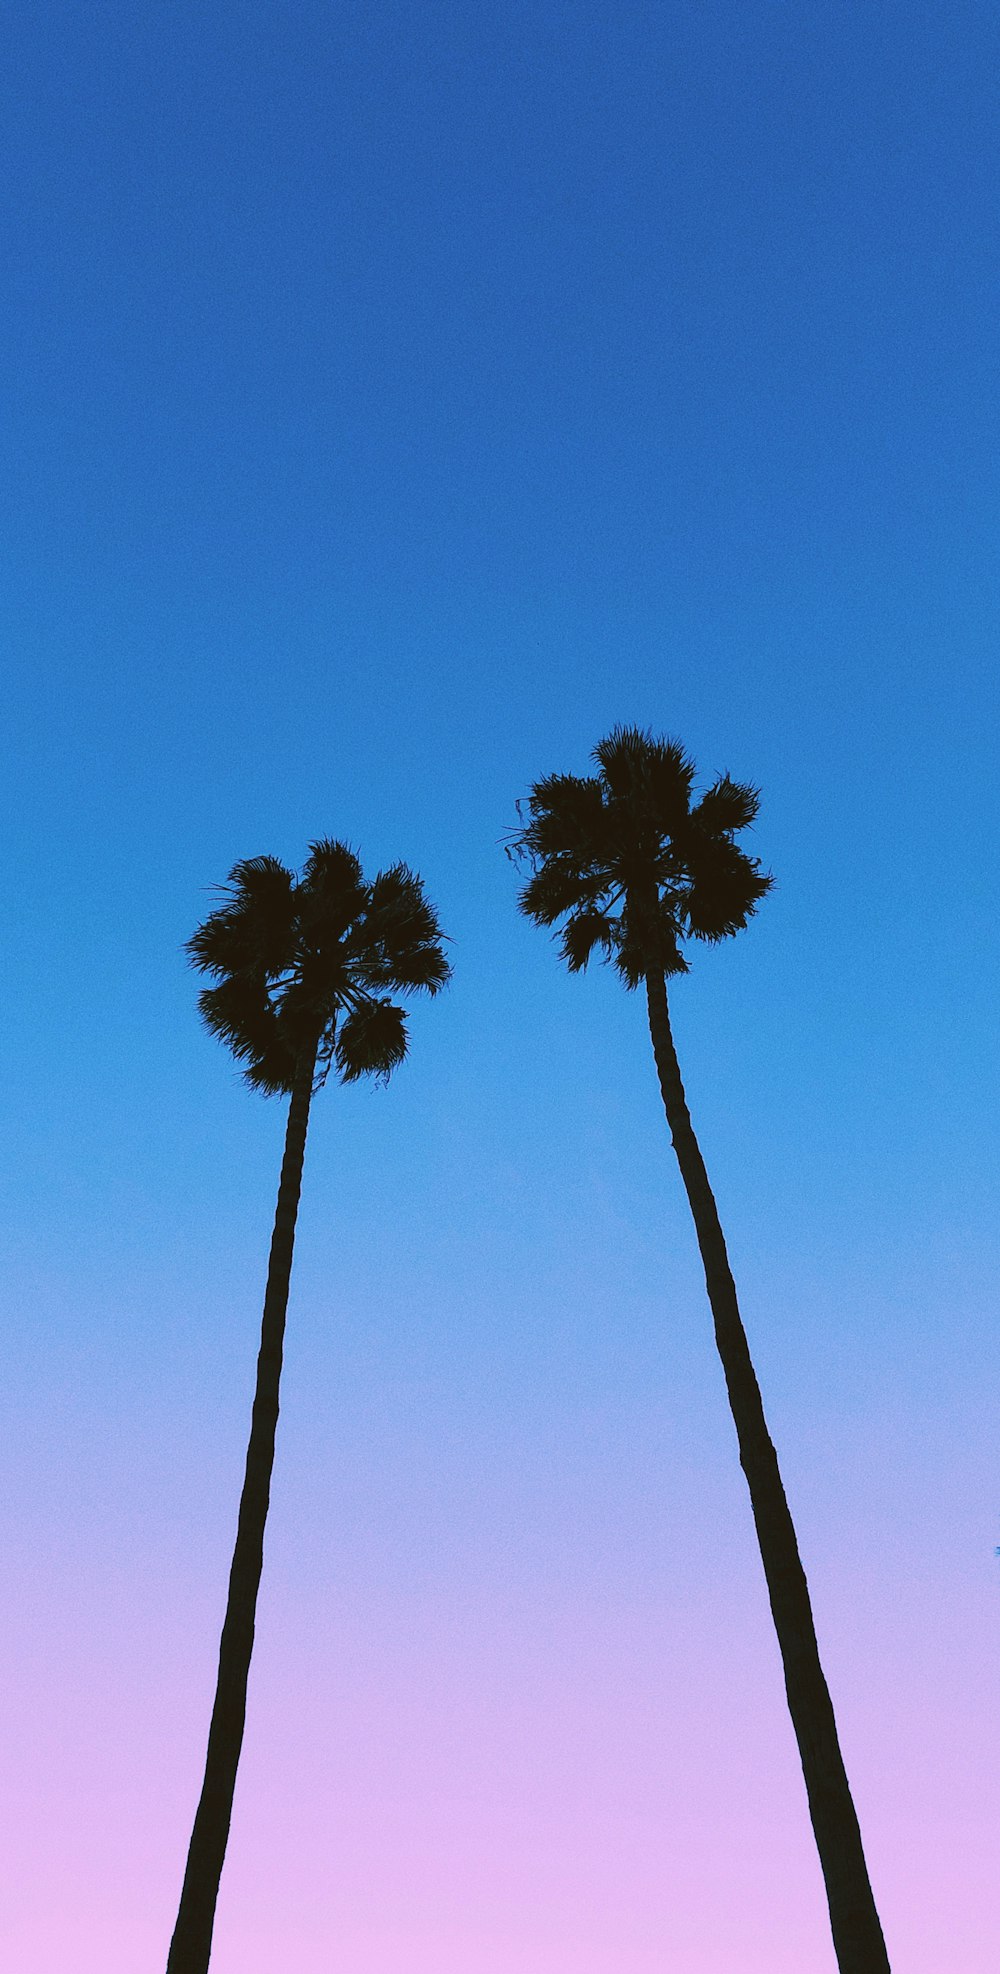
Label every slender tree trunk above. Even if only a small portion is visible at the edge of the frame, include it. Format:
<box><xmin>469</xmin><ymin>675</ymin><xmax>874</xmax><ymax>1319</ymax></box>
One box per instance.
<box><xmin>166</xmin><ymin>1041</ymin><xmax>318</xmax><ymax>1974</ymax></box>
<box><xmin>643</xmin><ymin>968</ymin><xmax>889</xmax><ymax>1973</ymax></box>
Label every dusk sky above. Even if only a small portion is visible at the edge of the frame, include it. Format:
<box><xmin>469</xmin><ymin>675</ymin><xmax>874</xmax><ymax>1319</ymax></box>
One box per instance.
<box><xmin>2</xmin><ymin>2</ymin><xmax>998</xmax><ymax>1968</ymax></box>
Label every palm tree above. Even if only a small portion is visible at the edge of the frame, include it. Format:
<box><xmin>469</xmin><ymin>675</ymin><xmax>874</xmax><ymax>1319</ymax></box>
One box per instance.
<box><xmin>166</xmin><ymin>840</ymin><xmax>450</xmax><ymax>1974</ymax></box>
<box><xmin>510</xmin><ymin>728</ymin><xmax>890</xmax><ymax>1973</ymax></box>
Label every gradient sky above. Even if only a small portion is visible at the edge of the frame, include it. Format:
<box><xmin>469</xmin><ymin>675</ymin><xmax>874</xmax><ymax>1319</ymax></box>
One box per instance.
<box><xmin>2</xmin><ymin>3</ymin><xmax>998</xmax><ymax>1968</ymax></box>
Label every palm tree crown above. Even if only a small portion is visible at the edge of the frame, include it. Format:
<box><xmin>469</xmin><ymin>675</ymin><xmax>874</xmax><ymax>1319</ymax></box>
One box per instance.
<box><xmin>510</xmin><ymin>725</ymin><xmax>772</xmax><ymax>982</ymax></box>
<box><xmin>187</xmin><ymin>838</ymin><xmax>451</xmax><ymax>1093</ymax></box>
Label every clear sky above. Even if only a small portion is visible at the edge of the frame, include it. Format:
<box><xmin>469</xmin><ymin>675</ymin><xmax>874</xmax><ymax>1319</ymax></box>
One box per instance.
<box><xmin>2</xmin><ymin>2</ymin><xmax>998</xmax><ymax>1968</ymax></box>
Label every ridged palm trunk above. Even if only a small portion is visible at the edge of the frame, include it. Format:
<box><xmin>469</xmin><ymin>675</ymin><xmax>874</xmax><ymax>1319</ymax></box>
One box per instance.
<box><xmin>167</xmin><ymin>1040</ymin><xmax>318</xmax><ymax>1974</ymax></box>
<box><xmin>643</xmin><ymin>969</ymin><xmax>889</xmax><ymax>1973</ymax></box>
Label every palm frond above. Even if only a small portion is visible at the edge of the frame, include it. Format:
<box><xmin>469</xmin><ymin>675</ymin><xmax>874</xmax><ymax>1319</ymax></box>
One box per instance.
<box><xmin>197</xmin><ymin>974</ymin><xmax>269</xmax><ymax>1050</ymax></box>
<box><xmin>560</xmin><ymin>909</ymin><xmax>618</xmax><ymax>972</ymax></box>
<box><xmin>518</xmin><ymin>855</ymin><xmax>611</xmax><ymax>927</ymax></box>
<box><xmin>510</xmin><ymin>773</ymin><xmax>611</xmax><ymax>868</ymax></box>
<box><xmin>615</xmin><ymin>895</ymin><xmax>688</xmax><ymax>988</ymax></box>
<box><xmin>197</xmin><ymin>978</ymin><xmax>298</xmax><ymax>1093</ymax></box>
<box><xmin>334</xmin><ymin>998</ymin><xmax>408</xmax><ymax>1084</ymax></box>
<box><xmin>361</xmin><ymin>864</ymin><xmax>452</xmax><ymax>993</ymax></box>
<box><xmin>685</xmin><ymin>858</ymin><xmax>773</xmax><ymax>940</ymax></box>
<box><xmin>240</xmin><ymin>1045</ymin><xmax>301</xmax><ymax>1096</ymax></box>
<box><xmin>644</xmin><ymin>737</ymin><xmax>697</xmax><ymax>833</ymax></box>
<box><xmin>229</xmin><ymin>855</ymin><xmax>297</xmax><ymax>897</ymax></box>
<box><xmin>301</xmin><ymin>839</ymin><xmax>365</xmax><ymax>896</ymax></box>
<box><xmin>592</xmin><ymin>724</ymin><xmax>653</xmax><ymax>784</ymax></box>
<box><xmin>592</xmin><ymin>730</ymin><xmax>696</xmax><ymax>847</ymax></box>
<box><xmin>188</xmin><ymin>857</ymin><xmax>297</xmax><ymax>978</ymax></box>
<box><xmin>683</xmin><ymin>831</ymin><xmax>773</xmax><ymax>941</ymax></box>
<box><xmin>691</xmin><ymin>775</ymin><xmax>761</xmax><ymax>837</ymax></box>
<box><xmin>297</xmin><ymin>840</ymin><xmax>368</xmax><ymax>954</ymax></box>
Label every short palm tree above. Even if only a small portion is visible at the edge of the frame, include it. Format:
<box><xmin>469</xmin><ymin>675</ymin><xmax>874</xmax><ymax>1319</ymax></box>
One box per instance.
<box><xmin>166</xmin><ymin>840</ymin><xmax>450</xmax><ymax>1974</ymax></box>
<box><xmin>511</xmin><ymin>728</ymin><xmax>890</xmax><ymax>1973</ymax></box>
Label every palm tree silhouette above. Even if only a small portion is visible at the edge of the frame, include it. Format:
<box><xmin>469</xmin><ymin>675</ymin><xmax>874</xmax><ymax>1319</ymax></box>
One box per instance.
<box><xmin>511</xmin><ymin>728</ymin><xmax>890</xmax><ymax>1973</ymax></box>
<box><xmin>167</xmin><ymin>840</ymin><xmax>450</xmax><ymax>1974</ymax></box>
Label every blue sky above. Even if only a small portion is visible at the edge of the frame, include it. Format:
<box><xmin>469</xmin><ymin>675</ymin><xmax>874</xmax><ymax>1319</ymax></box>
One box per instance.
<box><xmin>2</xmin><ymin>3</ymin><xmax>998</xmax><ymax>1968</ymax></box>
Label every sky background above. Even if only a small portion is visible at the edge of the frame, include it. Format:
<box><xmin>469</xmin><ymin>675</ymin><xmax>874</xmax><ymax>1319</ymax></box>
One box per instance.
<box><xmin>1</xmin><ymin>1</ymin><xmax>998</xmax><ymax>1968</ymax></box>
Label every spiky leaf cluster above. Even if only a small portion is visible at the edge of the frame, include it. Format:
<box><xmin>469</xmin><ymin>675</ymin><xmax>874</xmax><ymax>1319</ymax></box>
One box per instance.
<box><xmin>188</xmin><ymin>840</ymin><xmax>451</xmax><ymax>1094</ymax></box>
<box><xmin>510</xmin><ymin>726</ymin><xmax>772</xmax><ymax>987</ymax></box>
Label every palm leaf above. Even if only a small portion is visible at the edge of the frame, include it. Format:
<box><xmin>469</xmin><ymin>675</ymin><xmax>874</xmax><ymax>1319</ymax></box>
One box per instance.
<box><xmin>361</xmin><ymin>864</ymin><xmax>453</xmax><ymax>993</ymax></box>
<box><xmin>560</xmin><ymin>909</ymin><xmax>618</xmax><ymax>972</ymax></box>
<box><xmin>691</xmin><ymin>775</ymin><xmax>761</xmax><ymax>837</ymax></box>
<box><xmin>518</xmin><ymin>855</ymin><xmax>610</xmax><ymax>927</ymax></box>
<box><xmin>683</xmin><ymin>834</ymin><xmax>773</xmax><ymax>941</ymax></box>
<box><xmin>513</xmin><ymin>773</ymin><xmax>612</xmax><ymax>868</ymax></box>
<box><xmin>334</xmin><ymin>999</ymin><xmax>408</xmax><ymax>1084</ymax></box>
<box><xmin>188</xmin><ymin>857</ymin><xmax>297</xmax><ymax>979</ymax></box>
<box><xmin>198</xmin><ymin>978</ymin><xmax>298</xmax><ymax>1093</ymax></box>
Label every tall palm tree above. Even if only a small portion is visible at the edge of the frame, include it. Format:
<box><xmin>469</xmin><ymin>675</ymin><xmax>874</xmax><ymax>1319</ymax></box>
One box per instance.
<box><xmin>166</xmin><ymin>840</ymin><xmax>450</xmax><ymax>1974</ymax></box>
<box><xmin>511</xmin><ymin>728</ymin><xmax>890</xmax><ymax>1973</ymax></box>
